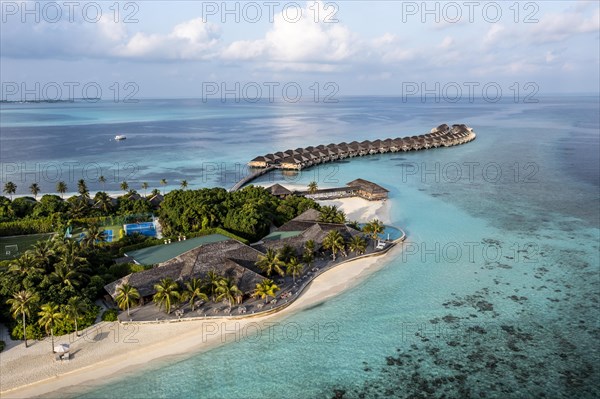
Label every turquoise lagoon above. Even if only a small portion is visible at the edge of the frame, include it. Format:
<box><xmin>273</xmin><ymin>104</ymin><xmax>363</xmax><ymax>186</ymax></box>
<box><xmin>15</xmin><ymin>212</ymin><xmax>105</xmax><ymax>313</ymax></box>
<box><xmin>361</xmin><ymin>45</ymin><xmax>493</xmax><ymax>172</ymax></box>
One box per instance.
<box><xmin>2</xmin><ymin>97</ymin><xmax>598</xmax><ymax>398</ymax></box>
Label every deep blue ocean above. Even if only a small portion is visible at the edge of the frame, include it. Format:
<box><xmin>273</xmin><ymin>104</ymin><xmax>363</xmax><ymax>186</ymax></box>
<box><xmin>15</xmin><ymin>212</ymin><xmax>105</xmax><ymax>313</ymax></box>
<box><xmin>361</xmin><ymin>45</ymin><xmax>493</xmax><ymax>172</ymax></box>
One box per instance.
<box><xmin>1</xmin><ymin>97</ymin><xmax>599</xmax><ymax>398</ymax></box>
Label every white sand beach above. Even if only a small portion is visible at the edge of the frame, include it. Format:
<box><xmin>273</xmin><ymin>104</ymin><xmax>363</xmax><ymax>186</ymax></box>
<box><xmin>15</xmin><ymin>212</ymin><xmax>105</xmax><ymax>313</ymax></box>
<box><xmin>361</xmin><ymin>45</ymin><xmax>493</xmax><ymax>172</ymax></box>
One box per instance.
<box><xmin>0</xmin><ymin>244</ymin><xmax>399</xmax><ymax>398</ymax></box>
<box><xmin>0</xmin><ymin>195</ymin><xmax>397</xmax><ymax>397</ymax></box>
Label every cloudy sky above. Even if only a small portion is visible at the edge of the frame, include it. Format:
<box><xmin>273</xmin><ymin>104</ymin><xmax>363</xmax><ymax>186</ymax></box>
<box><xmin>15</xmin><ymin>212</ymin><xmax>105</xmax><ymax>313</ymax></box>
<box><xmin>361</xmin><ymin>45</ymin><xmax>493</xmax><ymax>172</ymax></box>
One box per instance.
<box><xmin>1</xmin><ymin>0</ymin><xmax>599</xmax><ymax>99</ymax></box>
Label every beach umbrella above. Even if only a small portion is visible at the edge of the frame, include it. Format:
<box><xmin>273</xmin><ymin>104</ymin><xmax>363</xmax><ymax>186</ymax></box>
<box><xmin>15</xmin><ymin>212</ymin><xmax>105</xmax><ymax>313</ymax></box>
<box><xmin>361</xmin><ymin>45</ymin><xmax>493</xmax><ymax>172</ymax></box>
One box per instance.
<box><xmin>54</xmin><ymin>343</ymin><xmax>70</xmax><ymax>354</ymax></box>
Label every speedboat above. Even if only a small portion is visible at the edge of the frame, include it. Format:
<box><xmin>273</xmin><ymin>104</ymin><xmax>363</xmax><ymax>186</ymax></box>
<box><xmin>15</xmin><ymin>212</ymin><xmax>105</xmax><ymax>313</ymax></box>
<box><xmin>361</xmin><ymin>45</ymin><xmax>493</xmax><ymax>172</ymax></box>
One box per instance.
<box><xmin>115</xmin><ymin>135</ymin><xmax>126</xmax><ymax>141</ymax></box>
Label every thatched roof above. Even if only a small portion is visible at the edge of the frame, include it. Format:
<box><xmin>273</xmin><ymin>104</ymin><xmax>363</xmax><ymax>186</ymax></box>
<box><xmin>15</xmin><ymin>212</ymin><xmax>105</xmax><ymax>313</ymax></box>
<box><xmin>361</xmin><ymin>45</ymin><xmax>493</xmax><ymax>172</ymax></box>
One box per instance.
<box><xmin>266</xmin><ymin>184</ymin><xmax>293</xmax><ymax>196</ymax></box>
<box><xmin>346</xmin><ymin>179</ymin><xmax>389</xmax><ymax>194</ymax></box>
<box><xmin>104</xmin><ymin>239</ymin><xmax>265</xmax><ymax>299</ymax></box>
<box><xmin>291</xmin><ymin>208</ymin><xmax>321</xmax><ymax>222</ymax></box>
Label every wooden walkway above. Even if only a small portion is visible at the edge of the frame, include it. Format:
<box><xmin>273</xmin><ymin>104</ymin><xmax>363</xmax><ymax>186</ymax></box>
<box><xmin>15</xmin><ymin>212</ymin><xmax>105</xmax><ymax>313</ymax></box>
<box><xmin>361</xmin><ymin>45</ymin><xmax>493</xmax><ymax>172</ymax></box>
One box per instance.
<box><xmin>229</xmin><ymin>165</ymin><xmax>276</xmax><ymax>192</ymax></box>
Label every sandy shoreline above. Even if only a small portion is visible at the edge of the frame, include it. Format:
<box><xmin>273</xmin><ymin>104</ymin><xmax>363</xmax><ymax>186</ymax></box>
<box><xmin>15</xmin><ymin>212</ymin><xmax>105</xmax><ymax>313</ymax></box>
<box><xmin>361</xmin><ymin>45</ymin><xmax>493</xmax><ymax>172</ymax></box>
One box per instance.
<box><xmin>0</xmin><ymin>196</ymin><xmax>394</xmax><ymax>398</ymax></box>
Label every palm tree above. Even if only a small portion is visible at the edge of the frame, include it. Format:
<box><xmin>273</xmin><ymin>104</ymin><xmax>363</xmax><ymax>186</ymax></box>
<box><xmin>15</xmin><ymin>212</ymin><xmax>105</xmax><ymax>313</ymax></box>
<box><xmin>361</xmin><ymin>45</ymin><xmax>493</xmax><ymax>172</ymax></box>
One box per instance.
<box><xmin>31</xmin><ymin>239</ymin><xmax>55</xmax><ymax>272</ymax></box>
<box><xmin>153</xmin><ymin>278</ymin><xmax>180</xmax><ymax>314</ymax></box>
<box><xmin>252</xmin><ymin>279</ymin><xmax>280</xmax><ymax>303</ymax></box>
<box><xmin>215</xmin><ymin>278</ymin><xmax>242</xmax><ymax>308</ymax></box>
<box><xmin>255</xmin><ymin>248</ymin><xmax>286</xmax><ymax>277</ymax></box>
<box><xmin>151</xmin><ymin>188</ymin><xmax>160</xmax><ymax>196</ymax></box>
<box><xmin>3</xmin><ymin>181</ymin><xmax>17</xmax><ymax>200</ymax></box>
<box><xmin>7</xmin><ymin>290</ymin><xmax>39</xmax><ymax>348</ymax></box>
<box><xmin>50</xmin><ymin>264</ymin><xmax>83</xmax><ymax>288</ymax></box>
<box><xmin>77</xmin><ymin>179</ymin><xmax>89</xmax><ymax>198</ymax></box>
<box><xmin>278</xmin><ymin>244</ymin><xmax>297</xmax><ymax>263</ymax></box>
<box><xmin>318</xmin><ymin>205</ymin><xmax>346</xmax><ymax>223</ymax></box>
<box><xmin>180</xmin><ymin>180</ymin><xmax>188</xmax><ymax>189</ymax></box>
<box><xmin>322</xmin><ymin>230</ymin><xmax>346</xmax><ymax>260</ymax></box>
<box><xmin>9</xmin><ymin>253</ymin><xmax>43</xmax><ymax>277</ymax></box>
<box><xmin>120</xmin><ymin>181</ymin><xmax>129</xmax><ymax>194</ymax></box>
<box><xmin>347</xmin><ymin>235</ymin><xmax>367</xmax><ymax>255</ymax></box>
<box><xmin>141</xmin><ymin>182</ymin><xmax>149</xmax><ymax>197</ymax></box>
<box><xmin>94</xmin><ymin>191</ymin><xmax>113</xmax><ymax>214</ymax></box>
<box><xmin>286</xmin><ymin>257</ymin><xmax>304</xmax><ymax>283</ymax></box>
<box><xmin>64</xmin><ymin>296</ymin><xmax>87</xmax><ymax>337</ymax></box>
<box><xmin>308</xmin><ymin>181</ymin><xmax>318</xmax><ymax>194</ymax></box>
<box><xmin>38</xmin><ymin>303</ymin><xmax>63</xmax><ymax>352</ymax></box>
<box><xmin>182</xmin><ymin>278</ymin><xmax>208</xmax><ymax>312</ymax></box>
<box><xmin>29</xmin><ymin>183</ymin><xmax>41</xmax><ymax>199</ymax></box>
<box><xmin>56</xmin><ymin>181</ymin><xmax>67</xmax><ymax>199</ymax></box>
<box><xmin>363</xmin><ymin>219</ymin><xmax>385</xmax><ymax>244</ymax></box>
<box><xmin>98</xmin><ymin>175</ymin><xmax>107</xmax><ymax>190</ymax></box>
<box><xmin>304</xmin><ymin>240</ymin><xmax>315</xmax><ymax>256</ymax></box>
<box><xmin>159</xmin><ymin>179</ymin><xmax>167</xmax><ymax>194</ymax></box>
<box><xmin>82</xmin><ymin>224</ymin><xmax>106</xmax><ymax>248</ymax></box>
<box><xmin>115</xmin><ymin>284</ymin><xmax>140</xmax><ymax>316</ymax></box>
<box><xmin>205</xmin><ymin>271</ymin><xmax>221</xmax><ymax>301</ymax></box>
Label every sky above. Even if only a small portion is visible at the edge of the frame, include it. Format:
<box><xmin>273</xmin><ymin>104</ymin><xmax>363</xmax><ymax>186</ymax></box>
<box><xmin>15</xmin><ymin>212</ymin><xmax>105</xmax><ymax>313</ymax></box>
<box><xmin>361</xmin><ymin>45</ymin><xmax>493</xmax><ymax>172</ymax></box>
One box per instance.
<box><xmin>0</xmin><ymin>0</ymin><xmax>599</xmax><ymax>99</ymax></box>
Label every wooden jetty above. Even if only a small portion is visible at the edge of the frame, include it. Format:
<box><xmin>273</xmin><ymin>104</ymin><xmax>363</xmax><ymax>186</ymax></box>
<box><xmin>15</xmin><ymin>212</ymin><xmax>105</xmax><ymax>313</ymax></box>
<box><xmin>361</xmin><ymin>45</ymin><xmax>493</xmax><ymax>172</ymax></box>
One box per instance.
<box><xmin>232</xmin><ymin>123</ymin><xmax>476</xmax><ymax>191</ymax></box>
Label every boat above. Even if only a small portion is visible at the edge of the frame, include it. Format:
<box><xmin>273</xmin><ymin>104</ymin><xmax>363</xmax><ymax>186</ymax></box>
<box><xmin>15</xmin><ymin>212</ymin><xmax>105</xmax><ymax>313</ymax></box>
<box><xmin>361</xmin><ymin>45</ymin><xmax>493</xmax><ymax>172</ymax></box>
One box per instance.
<box><xmin>114</xmin><ymin>135</ymin><xmax>126</xmax><ymax>141</ymax></box>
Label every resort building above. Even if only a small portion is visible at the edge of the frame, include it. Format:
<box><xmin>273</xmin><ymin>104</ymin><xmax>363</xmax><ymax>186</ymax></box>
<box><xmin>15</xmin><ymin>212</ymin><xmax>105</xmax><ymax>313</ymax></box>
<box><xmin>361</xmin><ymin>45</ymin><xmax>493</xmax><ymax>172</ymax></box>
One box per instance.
<box><xmin>266</xmin><ymin>178</ymin><xmax>389</xmax><ymax>201</ymax></box>
<box><xmin>247</xmin><ymin>123</ymin><xmax>476</xmax><ymax>171</ymax></box>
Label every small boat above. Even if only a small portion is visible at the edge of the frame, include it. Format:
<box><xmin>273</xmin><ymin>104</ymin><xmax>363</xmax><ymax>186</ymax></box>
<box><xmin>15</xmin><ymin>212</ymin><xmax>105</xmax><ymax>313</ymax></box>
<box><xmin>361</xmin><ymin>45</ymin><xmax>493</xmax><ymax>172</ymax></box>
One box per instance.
<box><xmin>114</xmin><ymin>135</ymin><xmax>126</xmax><ymax>141</ymax></box>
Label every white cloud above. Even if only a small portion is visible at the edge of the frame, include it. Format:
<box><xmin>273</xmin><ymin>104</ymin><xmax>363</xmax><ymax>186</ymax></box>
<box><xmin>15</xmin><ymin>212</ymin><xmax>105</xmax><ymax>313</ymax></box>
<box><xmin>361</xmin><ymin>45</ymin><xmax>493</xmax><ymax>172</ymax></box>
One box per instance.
<box><xmin>531</xmin><ymin>8</ymin><xmax>600</xmax><ymax>43</ymax></box>
<box><xmin>221</xmin><ymin>1</ymin><xmax>358</xmax><ymax>69</ymax></box>
<box><xmin>114</xmin><ymin>18</ymin><xmax>221</xmax><ymax>60</ymax></box>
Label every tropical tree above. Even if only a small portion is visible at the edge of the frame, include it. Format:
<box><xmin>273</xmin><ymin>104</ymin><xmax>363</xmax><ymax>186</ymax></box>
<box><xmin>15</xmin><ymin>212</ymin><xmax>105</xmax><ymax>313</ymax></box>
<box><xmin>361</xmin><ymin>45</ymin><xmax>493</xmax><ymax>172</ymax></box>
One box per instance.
<box><xmin>256</xmin><ymin>248</ymin><xmax>286</xmax><ymax>277</ymax></box>
<box><xmin>98</xmin><ymin>175</ymin><xmax>107</xmax><ymax>190</ymax></box>
<box><xmin>206</xmin><ymin>270</ymin><xmax>222</xmax><ymax>301</ymax></box>
<box><xmin>38</xmin><ymin>302</ymin><xmax>63</xmax><ymax>352</ymax></box>
<box><xmin>180</xmin><ymin>180</ymin><xmax>188</xmax><ymax>189</ymax></box>
<box><xmin>7</xmin><ymin>290</ymin><xmax>39</xmax><ymax>348</ymax></box>
<box><xmin>153</xmin><ymin>278</ymin><xmax>180</xmax><ymax>314</ymax></box>
<box><xmin>160</xmin><ymin>179</ymin><xmax>167</xmax><ymax>194</ymax></box>
<box><xmin>31</xmin><ymin>239</ymin><xmax>55</xmax><ymax>272</ymax></box>
<box><xmin>151</xmin><ymin>188</ymin><xmax>160</xmax><ymax>197</ymax></box>
<box><xmin>50</xmin><ymin>264</ymin><xmax>83</xmax><ymax>288</ymax></box>
<box><xmin>56</xmin><ymin>181</ymin><xmax>67</xmax><ymax>199</ymax></box>
<box><xmin>308</xmin><ymin>181</ymin><xmax>318</xmax><ymax>194</ymax></box>
<box><xmin>322</xmin><ymin>230</ymin><xmax>346</xmax><ymax>260</ymax></box>
<box><xmin>120</xmin><ymin>181</ymin><xmax>129</xmax><ymax>193</ymax></box>
<box><xmin>115</xmin><ymin>284</ymin><xmax>140</xmax><ymax>316</ymax></box>
<box><xmin>286</xmin><ymin>257</ymin><xmax>304</xmax><ymax>283</ymax></box>
<box><xmin>182</xmin><ymin>278</ymin><xmax>208</xmax><ymax>311</ymax></box>
<box><xmin>347</xmin><ymin>235</ymin><xmax>367</xmax><ymax>255</ymax></box>
<box><xmin>29</xmin><ymin>183</ymin><xmax>41</xmax><ymax>199</ymax></box>
<box><xmin>278</xmin><ymin>244</ymin><xmax>297</xmax><ymax>263</ymax></box>
<box><xmin>3</xmin><ymin>181</ymin><xmax>17</xmax><ymax>200</ymax></box>
<box><xmin>318</xmin><ymin>205</ymin><xmax>346</xmax><ymax>224</ymax></box>
<box><xmin>304</xmin><ymin>240</ymin><xmax>316</xmax><ymax>256</ymax></box>
<box><xmin>363</xmin><ymin>219</ymin><xmax>385</xmax><ymax>243</ymax></box>
<box><xmin>94</xmin><ymin>191</ymin><xmax>113</xmax><ymax>214</ymax></box>
<box><xmin>77</xmin><ymin>179</ymin><xmax>89</xmax><ymax>198</ymax></box>
<box><xmin>9</xmin><ymin>253</ymin><xmax>43</xmax><ymax>278</ymax></box>
<box><xmin>82</xmin><ymin>224</ymin><xmax>106</xmax><ymax>248</ymax></box>
<box><xmin>252</xmin><ymin>279</ymin><xmax>280</xmax><ymax>303</ymax></box>
<box><xmin>141</xmin><ymin>182</ymin><xmax>149</xmax><ymax>197</ymax></box>
<box><xmin>63</xmin><ymin>296</ymin><xmax>87</xmax><ymax>337</ymax></box>
<box><xmin>215</xmin><ymin>277</ymin><xmax>242</xmax><ymax>308</ymax></box>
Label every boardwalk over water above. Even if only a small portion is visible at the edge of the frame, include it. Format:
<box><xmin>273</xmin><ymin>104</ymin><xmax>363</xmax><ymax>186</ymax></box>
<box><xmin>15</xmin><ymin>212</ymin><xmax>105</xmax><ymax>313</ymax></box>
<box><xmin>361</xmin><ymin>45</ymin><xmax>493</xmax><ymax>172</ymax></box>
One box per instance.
<box><xmin>230</xmin><ymin>123</ymin><xmax>476</xmax><ymax>192</ymax></box>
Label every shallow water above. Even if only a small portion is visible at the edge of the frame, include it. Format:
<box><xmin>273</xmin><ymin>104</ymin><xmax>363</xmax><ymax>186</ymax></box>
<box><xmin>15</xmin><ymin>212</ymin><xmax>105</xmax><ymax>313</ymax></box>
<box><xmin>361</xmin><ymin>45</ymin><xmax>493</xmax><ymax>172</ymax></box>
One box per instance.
<box><xmin>2</xmin><ymin>97</ymin><xmax>598</xmax><ymax>398</ymax></box>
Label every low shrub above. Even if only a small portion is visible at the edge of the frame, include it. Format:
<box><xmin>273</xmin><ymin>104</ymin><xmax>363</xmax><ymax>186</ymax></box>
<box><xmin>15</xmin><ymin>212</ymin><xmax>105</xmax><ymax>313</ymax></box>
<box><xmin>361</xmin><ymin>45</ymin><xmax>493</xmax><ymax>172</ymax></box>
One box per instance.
<box><xmin>101</xmin><ymin>308</ymin><xmax>119</xmax><ymax>322</ymax></box>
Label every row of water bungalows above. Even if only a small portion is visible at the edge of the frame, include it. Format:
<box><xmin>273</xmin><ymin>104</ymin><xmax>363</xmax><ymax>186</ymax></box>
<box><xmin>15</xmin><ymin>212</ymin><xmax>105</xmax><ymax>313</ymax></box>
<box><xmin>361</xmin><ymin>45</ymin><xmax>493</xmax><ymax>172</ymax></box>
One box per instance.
<box><xmin>248</xmin><ymin>123</ymin><xmax>476</xmax><ymax>171</ymax></box>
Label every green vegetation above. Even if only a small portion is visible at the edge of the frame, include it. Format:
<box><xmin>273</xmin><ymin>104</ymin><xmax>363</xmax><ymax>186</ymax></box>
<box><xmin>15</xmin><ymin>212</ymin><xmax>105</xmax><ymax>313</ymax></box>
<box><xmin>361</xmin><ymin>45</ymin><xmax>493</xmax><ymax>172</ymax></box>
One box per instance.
<box><xmin>0</xmin><ymin>340</ymin><xmax>5</xmax><ymax>352</ymax></box>
<box><xmin>252</xmin><ymin>279</ymin><xmax>280</xmax><ymax>303</ymax></box>
<box><xmin>318</xmin><ymin>205</ymin><xmax>346</xmax><ymax>224</ymax></box>
<box><xmin>158</xmin><ymin>186</ymin><xmax>319</xmax><ymax>241</ymax></box>
<box><xmin>101</xmin><ymin>308</ymin><xmax>119</xmax><ymax>321</ymax></box>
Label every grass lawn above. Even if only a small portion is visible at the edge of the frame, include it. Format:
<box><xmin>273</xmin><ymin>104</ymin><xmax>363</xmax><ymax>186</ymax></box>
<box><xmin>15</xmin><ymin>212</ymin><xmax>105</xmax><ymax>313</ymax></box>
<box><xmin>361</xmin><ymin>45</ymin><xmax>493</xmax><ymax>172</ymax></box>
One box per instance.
<box><xmin>0</xmin><ymin>233</ymin><xmax>55</xmax><ymax>261</ymax></box>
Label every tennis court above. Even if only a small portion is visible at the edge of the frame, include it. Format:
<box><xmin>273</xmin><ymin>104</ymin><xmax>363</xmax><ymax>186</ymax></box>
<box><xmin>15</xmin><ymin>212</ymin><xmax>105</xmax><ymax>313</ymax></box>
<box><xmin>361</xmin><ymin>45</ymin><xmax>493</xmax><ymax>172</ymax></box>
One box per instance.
<box><xmin>124</xmin><ymin>222</ymin><xmax>156</xmax><ymax>237</ymax></box>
